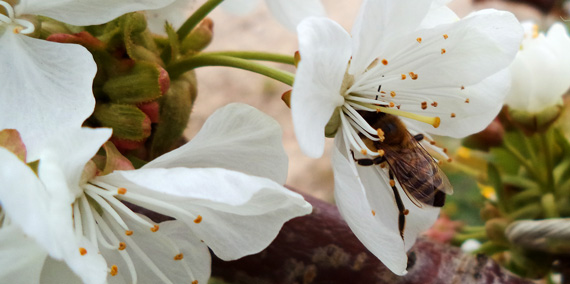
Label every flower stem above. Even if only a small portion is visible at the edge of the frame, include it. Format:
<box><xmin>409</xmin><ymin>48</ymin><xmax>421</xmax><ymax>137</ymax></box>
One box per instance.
<box><xmin>201</xmin><ymin>51</ymin><xmax>296</xmax><ymax>65</ymax></box>
<box><xmin>177</xmin><ymin>0</ymin><xmax>224</xmax><ymax>39</ymax></box>
<box><xmin>539</xmin><ymin>131</ymin><xmax>555</xmax><ymax>194</ymax></box>
<box><xmin>503</xmin><ymin>140</ymin><xmax>544</xmax><ymax>186</ymax></box>
<box><xmin>167</xmin><ymin>54</ymin><xmax>295</xmax><ymax>86</ymax></box>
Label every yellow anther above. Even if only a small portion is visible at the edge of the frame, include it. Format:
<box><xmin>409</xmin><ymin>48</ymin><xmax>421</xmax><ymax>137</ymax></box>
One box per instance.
<box><xmin>409</xmin><ymin>72</ymin><xmax>418</xmax><ymax>80</ymax></box>
<box><xmin>125</xmin><ymin>230</ymin><xmax>133</xmax><ymax>236</ymax></box>
<box><xmin>377</xmin><ymin>129</ymin><xmax>385</xmax><ymax>141</ymax></box>
<box><xmin>381</xmin><ymin>59</ymin><xmax>388</xmax><ymax>65</ymax></box>
<box><xmin>465</xmin><ymin>98</ymin><xmax>470</xmax><ymax>103</ymax></box>
<box><xmin>390</xmin><ymin>91</ymin><xmax>396</xmax><ymax>97</ymax></box>
<box><xmin>443</xmin><ymin>34</ymin><xmax>449</xmax><ymax>39</ymax></box>
<box><xmin>110</xmin><ymin>265</ymin><xmax>118</xmax><ymax>276</ymax></box>
<box><xmin>403</xmin><ymin>209</ymin><xmax>409</xmax><ymax>215</ymax></box>
<box><xmin>360</xmin><ymin>149</ymin><xmax>367</xmax><ymax>155</ymax></box>
<box><xmin>378</xmin><ymin>149</ymin><xmax>385</xmax><ymax>156</ymax></box>
<box><xmin>401</xmin><ymin>74</ymin><xmax>406</xmax><ymax>80</ymax></box>
<box><xmin>79</xmin><ymin>247</ymin><xmax>87</xmax><ymax>256</ymax></box>
<box><xmin>389</xmin><ymin>180</ymin><xmax>396</xmax><ymax>187</ymax></box>
<box><xmin>431</xmin><ymin>102</ymin><xmax>438</xmax><ymax>107</ymax></box>
<box><xmin>389</xmin><ymin>102</ymin><xmax>395</xmax><ymax>108</ymax></box>
<box><xmin>194</xmin><ymin>215</ymin><xmax>203</xmax><ymax>224</ymax></box>
<box><xmin>174</xmin><ymin>253</ymin><xmax>184</xmax><ymax>261</ymax></box>
<box><xmin>421</xmin><ymin>102</ymin><xmax>428</xmax><ymax>110</ymax></box>
<box><xmin>441</xmin><ymin>48</ymin><xmax>446</xmax><ymax>54</ymax></box>
<box><xmin>117</xmin><ymin>188</ymin><xmax>127</xmax><ymax>195</ymax></box>
<box><xmin>451</xmin><ymin>113</ymin><xmax>456</xmax><ymax>118</ymax></box>
<box><xmin>118</xmin><ymin>242</ymin><xmax>127</xmax><ymax>251</ymax></box>
<box><xmin>371</xmin><ymin>210</ymin><xmax>376</xmax><ymax>216</ymax></box>
<box><xmin>416</xmin><ymin>37</ymin><xmax>422</xmax><ymax>43</ymax></box>
<box><xmin>447</xmin><ymin>158</ymin><xmax>453</xmax><ymax>162</ymax></box>
<box><xmin>461</xmin><ymin>86</ymin><xmax>465</xmax><ymax>90</ymax></box>
<box><xmin>151</xmin><ymin>225</ymin><xmax>159</xmax><ymax>232</ymax></box>
<box><xmin>192</xmin><ymin>281</ymin><xmax>199</xmax><ymax>284</ymax></box>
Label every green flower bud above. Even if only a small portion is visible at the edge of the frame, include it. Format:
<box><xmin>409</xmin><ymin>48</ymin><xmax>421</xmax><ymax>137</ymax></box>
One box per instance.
<box><xmin>484</xmin><ymin>218</ymin><xmax>510</xmax><ymax>245</ymax></box>
<box><xmin>93</xmin><ymin>103</ymin><xmax>151</xmax><ymax>142</ymax></box>
<box><xmin>150</xmin><ymin>72</ymin><xmax>197</xmax><ymax>158</ymax></box>
<box><xmin>103</xmin><ymin>62</ymin><xmax>170</xmax><ymax>104</ymax></box>
<box><xmin>180</xmin><ymin>18</ymin><xmax>213</xmax><ymax>54</ymax></box>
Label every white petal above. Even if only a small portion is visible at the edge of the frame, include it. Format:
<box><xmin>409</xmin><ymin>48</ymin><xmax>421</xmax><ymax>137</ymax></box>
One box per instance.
<box><xmin>331</xmin><ymin>133</ymin><xmax>408</xmax><ymax>275</ymax></box>
<box><xmin>16</xmin><ymin>0</ymin><xmax>176</xmax><ymax>26</ymax></box>
<box><xmin>291</xmin><ymin>17</ymin><xmax>351</xmax><ymax>158</ymax></box>
<box><xmin>220</xmin><ymin>0</ymin><xmax>260</xmax><ymax>15</ymax></box>
<box><xmin>419</xmin><ymin>2</ymin><xmax>459</xmax><ymax>29</ymax></box>
<box><xmin>38</xmin><ymin>127</ymin><xmax>111</xmax><ymax>198</ymax></box>
<box><xmin>349</xmin><ymin>0</ymin><xmax>433</xmax><ymax>74</ymax></box>
<box><xmin>265</xmin><ymin>0</ymin><xmax>326</xmax><ymax>31</ymax></box>
<box><xmin>0</xmin><ymin>225</ymin><xmax>47</xmax><ymax>284</ymax></box>
<box><xmin>146</xmin><ymin>0</ymin><xmax>198</xmax><ymax>35</ymax></box>
<box><xmin>40</xmin><ymin>258</ymin><xmax>82</xmax><ymax>284</ymax></box>
<box><xmin>97</xmin><ymin>167</ymin><xmax>312</xmax><ymax>260</ymax></box>
<box><xmin>0</xmin><ymin>33</ymin><xmax>96</xmax><ymax>159</ymax></box>
<box><xmin>144</xmin><ymin>103</ymin><xmax>288</xmax><ymax>184</ymax></box>
<box><xmin>0</xmin><ymin>148</ymin><xmax>53</xmax><ymax>253</ymax></box>
<box><xmin>403</xmin><ymin>69</ymin><xmax>511</xmax><ymax>138</ymax></box>
<box><xmin>383</xmin><ymin>9</ymin><xmax>522</xmax><ymax>89</ymax></box>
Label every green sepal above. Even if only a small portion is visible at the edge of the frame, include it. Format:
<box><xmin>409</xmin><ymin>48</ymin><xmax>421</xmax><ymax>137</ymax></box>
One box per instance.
<box><xmin>324</xmin><ymin>107</ymin><xmax>341</xmax><ymax>138</ymax></box>
<box><xmin>0</xmin><ymin>129</ymin><xmax>26</xmax><ymax>162</ymax></box>
<box><xmin>510</xmin><ymin>187</ymin><xmax>541</xmax><ymax>207</ymax></box>
<box><xmin>508</xmin><ymin>203</ymin><xmax>543</xmax><ymax>220</ymax></box>
<box><xmin>122</xmin><ymin>12</ymin><xmax>163</xmax><ymax>65</ymax></box>
<box><xmin>94</xmin><ymin>104</ymin><xmax>151</xmax><ymax>141</ymax></box>
<box><xmin>160</xmin><ymin>22</ymin><xmax>180</xmax><ymax>65</ymax></box>
<box><xmin>101</xmin><ymin>142</ymin><xmax>135</xmax><ymax>175</ymax></box>
<box><xmin>103</xmin><ymin>62</ymin><xmax>169</xmax><ymax>104</ymax></box>
<box><xmin>487</xmin><ymin>162</ymin><xmax>509</xmax><ymax>213</ymax></box>
<box><xmin>150</xmin><ymin>72</ymin><xmax>197</xmax><ymax>159</ymax></box>
<box><xmin>507</xmin><ymin>105</ymin><xmax>563</xmax><ymax>135</ymax></box>
<box><xmin>180</xmin><ymin>18</ymin><xmax>213</xmax><ymax>54</ymax></box>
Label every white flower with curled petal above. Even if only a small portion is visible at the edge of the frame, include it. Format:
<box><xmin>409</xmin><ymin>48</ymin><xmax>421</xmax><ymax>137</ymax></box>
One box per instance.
<box><xmin>291</xmin><ymin>0</ymin><xmax>522</xmax><ymax>275</ymax></box>
<box><xmin>505</xmin><ymin>22</ymin><xmax>570</xmax><ymax>113</ymax></box>
<box><xmin>0</xmin><ymin>103</ymin><xmax>311</xmax><ymax>284</ymax></box>
<box><xmin>0</xmin><ymin>0</ymin><xmax>175</xmax><ymax>159</ymax></box>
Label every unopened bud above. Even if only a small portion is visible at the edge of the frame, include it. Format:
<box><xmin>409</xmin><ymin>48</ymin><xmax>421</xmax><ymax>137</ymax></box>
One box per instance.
<box><xmin>47</xmin><ymin>31</ymin><xmax>105</xmax><ymax>51</ymax></box>
<box><xmin>137</xmin><ymin>101</ymin><xmax>161</xmax><ymax>123</ymax></box>
<box><xmin>181</xmin><ymin>18</ymin><xmax>214</xmax><ymax>53</ymax></box>
<box><xmin>485</xmin><ymin>218</ymin><xmax>510</xmax><ymax>245</ymax></box>
<box><xmin>103</xmin><ymin>62</ymin><xmax>170</xmax><ymax>104</ymax></box>
<box><xmin>94</xmin><ymin>104</ymin><xmax>151</xmax><ymax>141</ymax></box>
<box><xmin>150</xmin><ymin>72</ymin><xmax>197</xmax><ymax>158</ymax></box>
<box><xmin>480</xmin><ymin>202</ymin><xmax>501</xmax><ymax>221</ymax></box>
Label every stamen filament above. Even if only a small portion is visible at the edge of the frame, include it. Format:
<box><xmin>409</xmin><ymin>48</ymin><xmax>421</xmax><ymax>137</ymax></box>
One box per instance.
<box><xmin>96</xmin><ymin>213</ymin><xmax>138</xmax><ymax>283</ymax></box>
<box><xmin>377</xmin><ymin>107</ymin><xmax>440</xmax><ymax>128</ymax></box>
<box><xmin>79</xmin><ymin>195</ymin><xmax>98</xmax><ymax>246</ymax></box>
<box><xmin>340</xmin><ymin>114</ymin><xmax>378</xmax><ymax>156</ymax></box>
<box><xmin>84</xmin><ymin>189</ymin><xmax>130</xmax><ymax>230</ymax></box>
<box><xmin>342</xmin><ymin>104</ymin><xmax>378</xmax><ymax>136</ymax></box>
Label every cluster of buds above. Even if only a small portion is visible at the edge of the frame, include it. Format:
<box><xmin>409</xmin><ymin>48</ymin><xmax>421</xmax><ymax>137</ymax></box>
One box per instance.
<box><xmin>46</xmin><ymin>12</ymin><xmax>214</xmax><ymax>160</ymax></box>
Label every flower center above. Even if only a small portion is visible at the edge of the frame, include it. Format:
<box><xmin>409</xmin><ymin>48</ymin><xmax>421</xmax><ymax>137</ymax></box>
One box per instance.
<box><xmin>0</xmin><ymin>1</ymin><xmax>34</xmax><ymax>34</ymax></box>
<box><xmin>70</xmin><ymin>181</ymin><xmax>200</xmax><ymax>283</ymax></box>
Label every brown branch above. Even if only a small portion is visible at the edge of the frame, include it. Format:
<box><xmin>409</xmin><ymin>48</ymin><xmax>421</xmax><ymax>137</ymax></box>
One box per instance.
<box><xmin>210</xmin><ymin>192</ymin><xmax>532</xmax><ymax>284</ymax></box>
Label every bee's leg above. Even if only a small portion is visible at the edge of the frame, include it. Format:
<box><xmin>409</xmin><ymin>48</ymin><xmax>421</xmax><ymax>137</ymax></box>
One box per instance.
<box><xmin>413</xmin><ymin>133</ymin><xmax>424</xmax><ymax>142</ymax></box>
<box><xmin>389</xmin><ymin>169</ymin><xmax>409</xmax><ymax>241</ymax></box>
<box><xmin>350</xmin><ymin>150</ymin><xmax>385</xmax><ymax>166</ymax></box>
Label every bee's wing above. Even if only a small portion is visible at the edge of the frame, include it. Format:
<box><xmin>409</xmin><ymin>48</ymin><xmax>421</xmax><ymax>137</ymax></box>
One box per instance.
<box><xmin>382</xmin><ymin>135</ymin><xmax>453</xmax><ymax>208</ymax></box>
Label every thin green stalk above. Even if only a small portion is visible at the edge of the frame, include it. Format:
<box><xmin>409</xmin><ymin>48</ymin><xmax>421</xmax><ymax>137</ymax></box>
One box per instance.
<box><xmin>177</xmin><ymin>0</ymin><xmax>224</xmax><ymax>39</ymax></box>
<box><xmin>201</xmin><ymin>51</ymin><xmax>295</xmax><ymax>65</ymax></box>
<box><xmin>540</xmin><ymin>131</ymin><xmax>555</xmax><ymax>193</ymax></box>
<box><xmin>503</xmin><ymin>140</ymin><xmax>545</xmax><ymax>186</ymax></box>
<box><xmin>167</xmin><ymin>54</ymin><xmax>295</xmax><ymax>86</ymax></box>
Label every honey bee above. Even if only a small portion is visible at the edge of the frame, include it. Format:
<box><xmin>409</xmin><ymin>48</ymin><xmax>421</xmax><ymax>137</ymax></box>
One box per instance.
<box><xmin>351</xmin><ymin>111</ymin><xmax>453</xmax><ymax>240</ymax></box>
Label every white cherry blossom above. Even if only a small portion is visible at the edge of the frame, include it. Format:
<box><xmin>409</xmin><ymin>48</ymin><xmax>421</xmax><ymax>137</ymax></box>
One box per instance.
<box><xmin>291</xmin><ymin>0</ymin><xmax>522</xmax><ymax>275</ymax></box>
<box><xmin>505</xmin><ymin>22</ymin><xmax>570</xmax><ymax>113</ymax></box>
<box><xmin>0</xmin><ymin>103</ymin><xmax>311</xmax><ymax>283</ymax></box>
